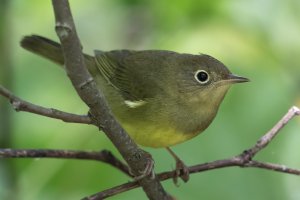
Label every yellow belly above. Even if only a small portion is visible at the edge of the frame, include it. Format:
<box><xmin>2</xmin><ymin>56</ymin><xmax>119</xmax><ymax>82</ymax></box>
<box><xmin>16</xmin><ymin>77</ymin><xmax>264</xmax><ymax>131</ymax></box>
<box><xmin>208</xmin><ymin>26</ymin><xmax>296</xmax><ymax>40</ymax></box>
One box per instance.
<box><xmin>122</xmin><ymin>123</ymin><xmax>197</xmax><ymax>148</ymax></box>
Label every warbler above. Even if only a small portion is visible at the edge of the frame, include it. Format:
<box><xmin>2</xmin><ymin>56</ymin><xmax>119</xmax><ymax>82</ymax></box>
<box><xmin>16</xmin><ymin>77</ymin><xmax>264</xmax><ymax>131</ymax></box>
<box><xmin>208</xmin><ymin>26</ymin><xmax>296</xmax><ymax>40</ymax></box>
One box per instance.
<box><xmin>21</xmin><ymin>35</ymin><xmax>248</xmax><ymax>181</ymax></box>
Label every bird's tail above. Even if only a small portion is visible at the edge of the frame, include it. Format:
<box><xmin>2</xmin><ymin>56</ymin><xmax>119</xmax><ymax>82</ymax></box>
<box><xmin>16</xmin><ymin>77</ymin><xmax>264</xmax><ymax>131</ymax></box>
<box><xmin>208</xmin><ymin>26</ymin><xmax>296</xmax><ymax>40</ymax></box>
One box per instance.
<box><xmin>20</xmin><ymin>35</ymin><xmax>95</xmax><ymax>68</ymax></box>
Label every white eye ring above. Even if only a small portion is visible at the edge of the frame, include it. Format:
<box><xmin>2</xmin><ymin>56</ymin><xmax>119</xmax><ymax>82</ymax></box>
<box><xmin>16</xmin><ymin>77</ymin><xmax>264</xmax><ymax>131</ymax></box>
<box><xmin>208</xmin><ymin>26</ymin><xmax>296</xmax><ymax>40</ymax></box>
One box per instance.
<box><xmin>194</xmin><ymin>70</ymin><xmax>210</xmax><ymax>84</ymax></box>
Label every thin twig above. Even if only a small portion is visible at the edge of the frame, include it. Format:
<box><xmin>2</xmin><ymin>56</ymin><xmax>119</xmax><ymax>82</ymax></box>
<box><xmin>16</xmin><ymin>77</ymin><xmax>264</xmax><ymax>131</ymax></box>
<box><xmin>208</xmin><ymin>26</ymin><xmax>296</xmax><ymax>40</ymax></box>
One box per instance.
<box><xmin>84</xmin><ymin>106</ymin><xmax>300</xmax><ymax>199</ymax></box>
<box><xmin>248</xmin><ymin>106</ymin><xmax>300</xmax><ymax>157</ymax></box>
<box><xmin>0</xmin><ymin>148</ymin><xmax>131</xmax><ymax>177</ymax></box>
<box><xmin>0</xmin><ymin>85</ymin><xmax>92</xmax><ymax>124</ymax></box>
<box><xmin>246</xmin><ymin>160</ymin><xmax>300</xmax><ymax>175</ymax></box>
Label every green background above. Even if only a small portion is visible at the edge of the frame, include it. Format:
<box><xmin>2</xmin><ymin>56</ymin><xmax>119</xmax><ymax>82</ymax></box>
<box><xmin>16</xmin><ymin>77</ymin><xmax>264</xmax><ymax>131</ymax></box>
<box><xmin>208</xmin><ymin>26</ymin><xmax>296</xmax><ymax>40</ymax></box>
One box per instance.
<box><xmin>1</xmin><ymin>0</ymin><xmax>300</xmax><ymax>199</ymax></box>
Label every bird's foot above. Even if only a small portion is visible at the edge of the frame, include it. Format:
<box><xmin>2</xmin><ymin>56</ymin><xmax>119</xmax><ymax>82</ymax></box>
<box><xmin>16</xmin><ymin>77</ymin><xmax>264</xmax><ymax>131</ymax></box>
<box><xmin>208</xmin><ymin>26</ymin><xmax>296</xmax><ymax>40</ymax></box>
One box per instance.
<box><xmin>133</xmin><ymin>158</ymin><xmax>155</xmax><ymax>181</ymax></box>
<box><xmin>173</xmin><ymin>158</ymin><xmax>190</xmax><ymax>185</ymax></box>
<box><xmin>166</xmin><ymin>147</ymin><xmax>190</xmax><ymax>185</ymax></box>
<box><xmin>128</xmin><ymin>150</ymin><xmax>155</xmax><ymax>181</ymax></box>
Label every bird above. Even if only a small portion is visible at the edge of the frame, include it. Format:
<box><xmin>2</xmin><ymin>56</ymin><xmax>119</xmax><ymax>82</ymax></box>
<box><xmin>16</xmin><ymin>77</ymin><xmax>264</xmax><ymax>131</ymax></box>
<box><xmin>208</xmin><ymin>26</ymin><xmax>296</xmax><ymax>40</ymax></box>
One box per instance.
<box><xmin>20</xmin><ymin>35</ymin><xmax>249</xmax><ymax>182</ymax></box>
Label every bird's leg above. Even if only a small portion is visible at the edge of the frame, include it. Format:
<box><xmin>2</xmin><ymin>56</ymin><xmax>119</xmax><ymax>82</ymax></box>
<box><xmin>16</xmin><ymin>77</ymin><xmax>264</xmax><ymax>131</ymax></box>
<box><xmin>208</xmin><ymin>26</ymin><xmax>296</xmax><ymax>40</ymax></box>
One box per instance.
<box><xmin>127</xmin><ymin>149</ymin><xmax>155</xmax><ymax>181</ymax></box>
<box><xmin>166</xmin><ymin>147</ymin><xmax>190</xmax><ymax>184</ymax></box>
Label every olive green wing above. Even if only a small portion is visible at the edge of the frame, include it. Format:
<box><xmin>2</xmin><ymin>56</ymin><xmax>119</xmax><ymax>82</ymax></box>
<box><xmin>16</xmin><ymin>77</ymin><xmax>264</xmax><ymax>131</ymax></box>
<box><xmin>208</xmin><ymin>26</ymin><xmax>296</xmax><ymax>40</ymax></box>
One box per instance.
<box><xmin>94</xmin><ymin>50</ymin><xmax>160</xmax><ymax>103</ymax></box>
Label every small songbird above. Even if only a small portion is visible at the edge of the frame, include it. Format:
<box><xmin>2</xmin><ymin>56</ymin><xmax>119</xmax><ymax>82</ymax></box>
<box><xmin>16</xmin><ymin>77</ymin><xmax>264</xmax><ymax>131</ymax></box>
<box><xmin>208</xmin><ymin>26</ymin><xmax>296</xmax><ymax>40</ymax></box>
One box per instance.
<box><xmin>21</xmin><ymin>35</ymin><xmax>249</xmax><ymax>181</ymax></box>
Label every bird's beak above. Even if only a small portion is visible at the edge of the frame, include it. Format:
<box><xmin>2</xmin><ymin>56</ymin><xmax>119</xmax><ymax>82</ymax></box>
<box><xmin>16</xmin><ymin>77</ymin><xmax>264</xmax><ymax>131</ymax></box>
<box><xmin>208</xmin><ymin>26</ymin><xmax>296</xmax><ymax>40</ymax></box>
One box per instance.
<box><xmin>215</xmin><ymin>73</ymin><xmax>249</xmax><ymax>87</ymax></box>
<box><xmin>227</xmin><ymin>74</ymin><xmax>250</xmax><ymax>84</ymax></box>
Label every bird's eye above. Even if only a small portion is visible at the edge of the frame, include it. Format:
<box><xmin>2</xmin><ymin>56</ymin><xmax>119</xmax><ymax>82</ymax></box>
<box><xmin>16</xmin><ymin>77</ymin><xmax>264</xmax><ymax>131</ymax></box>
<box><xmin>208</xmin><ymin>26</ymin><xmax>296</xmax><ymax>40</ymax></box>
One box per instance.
<box><xmin>195</xmin><ymin>70</ymin><xmax>209</xmax><ymax>84</ymax></box>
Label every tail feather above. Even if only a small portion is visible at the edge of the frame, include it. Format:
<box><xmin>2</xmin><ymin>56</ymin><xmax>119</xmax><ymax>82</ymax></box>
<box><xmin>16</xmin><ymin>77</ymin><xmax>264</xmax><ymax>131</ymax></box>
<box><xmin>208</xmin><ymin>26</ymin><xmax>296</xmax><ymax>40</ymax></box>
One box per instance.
<box><xmin>20</xmin><ymin>35</ymin><xmax>65</xmax><ymax>65</ymax></box>
<box><xmin>20</xmin><ymin>35</ymin><xmax>96</xmax><ymax>74</ymax></box>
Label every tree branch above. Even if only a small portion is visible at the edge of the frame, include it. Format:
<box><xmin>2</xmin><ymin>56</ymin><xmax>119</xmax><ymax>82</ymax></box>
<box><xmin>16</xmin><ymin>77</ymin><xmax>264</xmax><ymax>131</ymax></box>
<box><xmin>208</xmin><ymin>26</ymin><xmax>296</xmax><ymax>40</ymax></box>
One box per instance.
<box><xmin>247</xmin><ymin>106</ymin><xmax>300</xmax><ymax>157</ymax></box>
<box><xmin>0</xmin><ymin>148</ymin><xmax>131</xmax><ymax>177</ymax></box>
<box><xmin>0</xmin><ymin>85</ymin><xmax>92</xmax><ymax>124</ymax></box>
<box><xmin>83</xmin><ymin>106</ymin><xmax>300</xmax><ymax>199</ymax></box>
<box><xmin>51</xmin><ymin>1</ymin><xmax>170</xmax><ymax>199</ymax></box>
<box><xmin>89</xmin><ymin>158</ymin><xmax>300</xmax><ymax>199</ymax></box>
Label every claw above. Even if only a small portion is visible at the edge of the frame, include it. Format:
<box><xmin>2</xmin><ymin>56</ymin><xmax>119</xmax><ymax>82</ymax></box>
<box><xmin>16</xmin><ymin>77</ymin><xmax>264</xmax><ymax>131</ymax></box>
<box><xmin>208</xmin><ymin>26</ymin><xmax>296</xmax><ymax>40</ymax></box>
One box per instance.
<box><xmin>128</xmin><ymin>150</ymin><xmax>155</xmax><ymax>181</ymax></box>
<box><xmin>133</xmin><ymin>158</ymin><xmax>155</xmax><ymax>181</ymax></box>
<box><xmin>166</xmin><ymin>147</ymin><xmax>190</xmax><ymax>185</ymax></box>
<box><xmin>174</xmin><ymin>158</ymin><xmax>190</xmax><ymax>184</ymax></box>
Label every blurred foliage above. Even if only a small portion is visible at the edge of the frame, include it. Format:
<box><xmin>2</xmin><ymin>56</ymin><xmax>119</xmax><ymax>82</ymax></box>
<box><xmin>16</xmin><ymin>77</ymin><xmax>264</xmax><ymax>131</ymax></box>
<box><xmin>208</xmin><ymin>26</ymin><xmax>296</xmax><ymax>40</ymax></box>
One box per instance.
<box><xmin>0</xmin><ymin>1</ymin><xmax>17</xmax><ymax>200</ymax></box>
<box><xmin>0</xmin><ymin>0</ymin><xmax>300</xmax><ymax>200</ymax></box>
